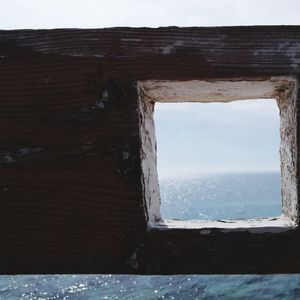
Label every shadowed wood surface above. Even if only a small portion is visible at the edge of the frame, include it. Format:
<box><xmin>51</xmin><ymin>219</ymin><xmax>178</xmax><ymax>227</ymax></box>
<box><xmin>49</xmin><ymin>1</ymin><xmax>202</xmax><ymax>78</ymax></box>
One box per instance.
<box><xmin>1</xmin><ymin>26</ymin><xmax>300</xmax><ymax>82</ymax></box>
<box><xmin>1</xmin><ymin>26</ymin><xmax>300</xmax><ymax>273</ymax></box>
<box><xmin>142</xmin><ymin>227</ymin><xmax>300</xmax><ymax>274</ymax></box>
<box><xmin>0</xmin><ymin>78</ymin><xmax>147</xmax><ymax>273</ymax></box>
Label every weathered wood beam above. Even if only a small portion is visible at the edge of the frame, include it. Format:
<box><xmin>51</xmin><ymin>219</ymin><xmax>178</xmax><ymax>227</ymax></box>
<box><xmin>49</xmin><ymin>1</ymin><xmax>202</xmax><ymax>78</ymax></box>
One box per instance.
<box><xmin>1</xmin><ymin>26</ymin><xmax>300</xmax><ymax>274</ymax></box>
<box><xmin>1</xmin><ymin>26</ymin><xmax>300</xmax><ymax>82</ymax></box>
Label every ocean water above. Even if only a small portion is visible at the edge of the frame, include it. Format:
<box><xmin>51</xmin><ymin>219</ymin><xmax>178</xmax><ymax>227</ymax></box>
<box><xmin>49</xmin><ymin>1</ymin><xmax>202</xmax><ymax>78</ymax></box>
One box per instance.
<box><xmin>1</xmin><ymin>172</ymin><xmax>300</xmax><ymax>300</ymax></box>
<box><xmin>160</xmin><ymin>172</ymin><xmax>282</xmax><ymax>220</ymax></box>
<box><xmin>2</xmin><ymin>274</ymin><xmax>300</xmax><ymax>300</ymax></box>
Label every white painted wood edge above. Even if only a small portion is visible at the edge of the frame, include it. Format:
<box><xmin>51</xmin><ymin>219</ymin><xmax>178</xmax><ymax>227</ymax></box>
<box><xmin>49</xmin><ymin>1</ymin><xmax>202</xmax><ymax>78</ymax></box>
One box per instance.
<box><xmin>150</xmin><ymin>215</ymin><xmax>297</xmax><ymax>234</ymax></box>
<box><xmin>139</xmin><ymin>76</ymin><xmax>296</xmax><ymax>103</ymax></box>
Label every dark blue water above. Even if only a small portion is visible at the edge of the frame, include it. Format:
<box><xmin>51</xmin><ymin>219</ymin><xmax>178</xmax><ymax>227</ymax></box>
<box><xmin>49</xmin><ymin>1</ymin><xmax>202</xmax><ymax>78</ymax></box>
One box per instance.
<box><xmin>1</xmin><ymin>172</ymin><xmax>299</xmax><ymax>300</ymax></box>
<box><xmin>1</xmin><ymin>274</ymin><xmax>300</xmax><ymax>299</ymax></box>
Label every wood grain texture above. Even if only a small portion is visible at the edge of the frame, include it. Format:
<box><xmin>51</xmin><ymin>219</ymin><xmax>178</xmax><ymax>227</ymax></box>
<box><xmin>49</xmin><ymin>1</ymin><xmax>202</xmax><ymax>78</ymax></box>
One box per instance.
<box><xmin>0</xmin><ymin>77</ymin><xmax>147</xmax><ymax>273</ymax></box>
<box><xmin>1</xmin><ymin>26</ymin><xmax>300</xmax><ymax>273</ymax></box>
<box><xmin>1</xmin><ymin>26</ymin><xmax>300</xmax><ymax>82</ymax></box>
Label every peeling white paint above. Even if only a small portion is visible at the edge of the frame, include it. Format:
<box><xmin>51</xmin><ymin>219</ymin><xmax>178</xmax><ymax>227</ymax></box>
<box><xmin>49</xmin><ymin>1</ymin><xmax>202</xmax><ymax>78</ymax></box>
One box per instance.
<box><xmin>151</xmin><ymin>216</ymin><xmax>296</xmax><ymax>234</ymax></box>
<box><xmin>278</xmin><ymin>78</ymin><xmax>299</xmax><ymax>222</ymax></box>
<box><xmin>0</xmin><ymin>154</ymin><xmax>15</xmax><ymax>163</ymax></box>
<box><xmin>138</xmin><ymin>76</ymin><xmax>298</xmax><ymax>229</ymax></box>
<box><xmin>161</xmin><ymin>45</ymin><xmax>173</xmax><ymax>55</ymax></box>
<box><xmin>70</xmin><ymin>54</ymin><xmax>84</xmax><ymax>57</ymax></box>
<box><xmin>122</xmin><ymin>151</ymin><xmax>130</xmax><ymax>160</ymax></box>
<box><xmin>18</xmin><ymin>147</ymin><xmax>43</xmax><ymax>156</ymax></box>
<box><xmin>200</xmin><ymin>229</ymin><xmax>211</xmax><ymax>234</ymax></box>
<box><xmin>138</xmin><ymin>86</ymin><xmax>161</xmax><ymax>224</ymax></box>
<box><xmin>139</xmin><ymin>77</ymin><xmax>296</xmax><ymax>103</ymax></box>
<box><xmin>121</xmin><ymin>38</ymin><xmax>142</xmax><ymax>42</ymax></box>
<box><xmin>278</xmin><ymin>42</ymin><xmax>300</xmax><ymax>67</ymax></box>
<box><xmin>95</xmin><ymin>89</ymin><xmax>109</xmax><ymax>110</ymax></box>
<box><xmin>125</xmin><ymin>251</ymin><xmax>138</xmax><ymax>270</ymax></box>
<box><xmin>0</xmin><ymin>147</ymin><xmax>43</xmax><ymax>163</ymax></box>
<box><xmin>160</xmin><ymin>40</ymin><xmax>184</xmax><ymax>55</ymax></box>
<box><xmin>253</xmin><ymin>42</ymin><xmax>300</xmax><ymax>69</ymax></box>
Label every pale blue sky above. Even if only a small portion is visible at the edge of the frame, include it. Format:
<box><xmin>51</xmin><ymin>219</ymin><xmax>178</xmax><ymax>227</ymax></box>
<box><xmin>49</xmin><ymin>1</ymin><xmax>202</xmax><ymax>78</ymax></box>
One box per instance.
<box><xmin>155</xmin><ymin>100</ymin><xmax>280</xmax><ymax>178</ymax></box>
<box><xmin>1</xmin><ymin>0</ymin><xmax>298</xmax><ymax>177</ymax></box>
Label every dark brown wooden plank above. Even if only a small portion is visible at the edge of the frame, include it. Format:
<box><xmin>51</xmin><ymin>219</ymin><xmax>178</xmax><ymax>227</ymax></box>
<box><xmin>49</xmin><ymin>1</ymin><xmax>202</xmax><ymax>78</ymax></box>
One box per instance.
<box><xmin>1</xmin><ymin>26</ymin><xmax>300</xmax><ymax>274</ymax></box>
<box><xmin>142</xmin><ymin>227</ymin><xmax>300</xmax><ymax>274</ymax></box>
<box><xmin>0</xmin><ymin>79</ymin><xmax>147</xmax><ymax>273</ymax></box>
<box><xmin>1</xmin><ymin>26</ymin><xmax>300</xmax><ymax>83</ymax></box>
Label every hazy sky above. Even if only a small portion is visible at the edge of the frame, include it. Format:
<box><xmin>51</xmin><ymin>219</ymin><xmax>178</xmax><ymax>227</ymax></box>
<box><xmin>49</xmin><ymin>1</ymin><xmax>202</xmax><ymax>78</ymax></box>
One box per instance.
<box><xmin>155</xmin><ymin>100</ymin><xmax>280</xmax><ymax>178</ymax></box>
<box><xmin>1</xmin><ymin>0</ymin><xmax>300</xmax><ymax>28</ymax></box>
<box><xmin>1</xmin><ymin>0</ymin><xmax>297</xmax><ymax>177</ymax></box>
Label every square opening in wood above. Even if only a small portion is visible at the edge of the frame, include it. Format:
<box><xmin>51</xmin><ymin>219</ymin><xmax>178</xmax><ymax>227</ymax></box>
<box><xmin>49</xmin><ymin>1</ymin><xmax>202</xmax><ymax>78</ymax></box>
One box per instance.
<box><xmin>138</xmin><ymin>77</ymin><xmax>298</xmax><ymax>232</ymax></box>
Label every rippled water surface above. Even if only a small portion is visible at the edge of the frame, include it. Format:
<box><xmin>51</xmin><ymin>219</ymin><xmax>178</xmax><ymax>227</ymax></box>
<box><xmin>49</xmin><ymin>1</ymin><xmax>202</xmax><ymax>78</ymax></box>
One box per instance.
<box><xmin>160</xmin><ymin>172</ymin><xmax>281</xmax><ymax>220</ymax></box>
<box><xmin>1</xmin><ymin>172</ymin><xmax>299</xmax><ymax>300</ymax></box>
<box><xmin>2</xmin><ymin>274</ymin><xmax>300</xmax><ymax>300</ymax></box>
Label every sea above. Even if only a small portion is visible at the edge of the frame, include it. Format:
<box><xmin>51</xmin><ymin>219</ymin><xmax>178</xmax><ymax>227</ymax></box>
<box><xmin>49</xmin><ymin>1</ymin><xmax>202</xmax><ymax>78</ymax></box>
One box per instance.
<box><xmin>2</xmin><ymin>171</ymin><xmax>300</xmax><ymax>300</ymax></box>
